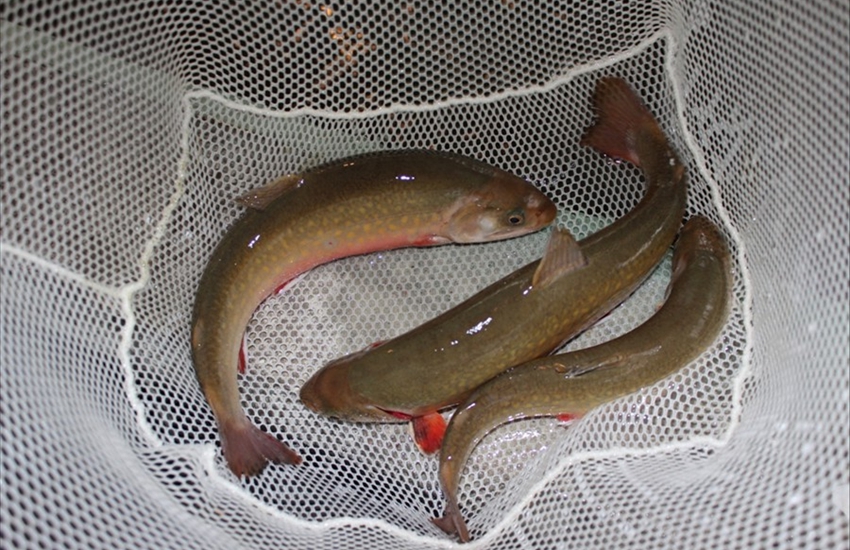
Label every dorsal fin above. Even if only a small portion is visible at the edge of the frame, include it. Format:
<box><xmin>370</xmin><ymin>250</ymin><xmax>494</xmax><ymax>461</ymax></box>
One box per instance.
<box><xmin>235</xmin><ymin>174</ymin><xmax>302</xmax><ymax>210</ymax></box>
<box><xmin>531</xmin><ymin>227</ymin><xmax>587</xmax><ymax>289</ymax></box>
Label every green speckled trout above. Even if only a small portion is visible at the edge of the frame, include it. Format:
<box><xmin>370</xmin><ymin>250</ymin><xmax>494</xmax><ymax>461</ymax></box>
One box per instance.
<box><xmin>433</xmin><ymin>215</ymin><xmax>733</xmax><ymax>541</ymax></box>
<box><xmin>300</xmin><ymin>77</ymin><xmax>688</xmax><ymax>447</ymax></box>
<box><xmin>191</xmin><ymin>150</ymin><xmax>556</xmax><ymax>477</ymax></box>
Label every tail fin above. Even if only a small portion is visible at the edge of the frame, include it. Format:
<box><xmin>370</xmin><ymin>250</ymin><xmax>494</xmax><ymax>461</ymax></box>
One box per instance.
<box><xmin>580</xmin><ymin>77</ymin><xmax>659</xmax><ymax>168</ymax></box>
<box><xmin>221</xmin><ymin>418</ymin><xmax>302</xmax><ymax>477</ymax></box>
<box><xmin>431</xmin><ymin>494</ymin><xmax>471</xmax><ymax>542</ymax></box>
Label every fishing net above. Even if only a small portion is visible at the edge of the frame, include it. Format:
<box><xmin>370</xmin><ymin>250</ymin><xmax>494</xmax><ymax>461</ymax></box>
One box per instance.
<box><xmin>1</xmin><ymin>1</ymin><xmax>847</xmax><ymax>548</ymax></box>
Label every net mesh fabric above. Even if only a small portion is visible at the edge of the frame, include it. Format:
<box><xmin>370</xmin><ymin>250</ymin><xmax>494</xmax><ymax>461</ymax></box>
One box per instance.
<box><xmin>1</xmin><ymin>1</ymin><xmax>847</xmax><ymax>548</ymax></box>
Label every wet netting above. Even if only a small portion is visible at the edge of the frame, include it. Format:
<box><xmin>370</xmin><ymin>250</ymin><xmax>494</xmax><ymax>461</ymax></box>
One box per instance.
<box><xmin>1</xmin><ymin>1</ymin><xmax>848</xmax><ymax>548</ymax></box>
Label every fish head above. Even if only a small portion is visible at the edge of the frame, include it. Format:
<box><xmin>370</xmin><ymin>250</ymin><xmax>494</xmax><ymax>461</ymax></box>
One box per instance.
<box><xmin>300</xmin><ymin>350</ymin><xmax>400</xmax><ymax>422</ymax></box>
<box><xmin>444</xmin><ymin>177</ymin><xmax>556</xmax><ymax>243</ymax></box>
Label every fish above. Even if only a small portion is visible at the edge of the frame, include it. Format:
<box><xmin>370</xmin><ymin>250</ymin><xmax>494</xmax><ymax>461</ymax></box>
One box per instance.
<box><xmin>432</xmin><ymin>215</ymin><xmax>733</xmax><ymax>541</ymax></box>
<box><xmin>191</xmin><ymin>149</ymin><xmax>557</xmax><ymax>477</ymax></box>
<box><xmin>300</xmin><ymin>77</ymin><xmax>689</xmax><ymax>451</ymax></box>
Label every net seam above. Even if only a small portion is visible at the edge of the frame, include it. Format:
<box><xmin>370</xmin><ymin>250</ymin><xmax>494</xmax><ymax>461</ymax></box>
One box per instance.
<box><xmin>196</xmin><ymin>444</ymin><xmax>462</xmax><ymax>549</ymax></box>
<box><xmin>172</xmin><ymin>28</ymin><xmax>757</xmax><ymax>544</ymax></box>
<box><xmin>0</xmin><ymin>21</ymin><xmax>758</xmax><ymax>545</ymax></box>
<box><xmin>485</xmin><ymin>436</ymin><xmax>731</xmax><ymax>545</ymax></box>
<box><xmin>184</xmin><ymin>28</ymin><xmax>671</xmax><ymax>122</ymax></box>
<box><xmin>667</xmin><ymin>35</ymin><xmax>755</xmax><ymax>450</ymax></box>
<box><xmin>115</xmin><ymin>95</ymin><xmax>195</xmax><ymax>452</ymax></box>
<box><xmin>0</xmin><ymin>243</ymin><xmax>119</xmax><ymax>297</ymax></box>
<box><xmin>182</xmin><ymin>29</ymin><xmax>755</xmax><ymax>545</ymax></box>
<box><xmin>452</xmin><ymin>32</ymin><xmax>759</xmax><ymax>545</ymax></box>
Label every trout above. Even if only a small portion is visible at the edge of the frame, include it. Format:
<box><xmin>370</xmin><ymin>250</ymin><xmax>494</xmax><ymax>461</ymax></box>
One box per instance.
<box><xmin>300</xmin><ymin>77</ymin><xmax>689</xmax><ymax>452</ymax></box>
<box><xmin>191</xmin><ymin>150</ymin><xmax>557</xmax><ymax>477</ymax></box>
<box><xmin>433</xmin><ymin>216</ymin><xmax>733</xmax><ymax>541</ymax></box>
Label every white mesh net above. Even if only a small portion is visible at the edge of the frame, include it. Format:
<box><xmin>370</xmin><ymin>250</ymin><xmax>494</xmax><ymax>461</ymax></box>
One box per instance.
<box><xmin>1</xmin><ymin>1</ymin><xmax>848</xmax><ymax>548</ymax></box>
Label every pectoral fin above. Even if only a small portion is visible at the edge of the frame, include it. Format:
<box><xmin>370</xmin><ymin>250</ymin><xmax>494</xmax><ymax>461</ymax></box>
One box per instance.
<box><xmin>531</xmin><ymin>227</ymin><xmax>587</xmax><ymax>289</ymax></box>
<box><xmin>410</xmin><ymin>412</ymin><xmax>447</xmax><ymax>454</ymax></box>
<box><xmin>236</xmin><ymin>174</ymin><xmax>303</xmax><ymax>210</ymax></box>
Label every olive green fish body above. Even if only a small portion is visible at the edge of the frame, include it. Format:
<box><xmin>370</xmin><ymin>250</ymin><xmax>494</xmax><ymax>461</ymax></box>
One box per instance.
<box><xmin>191</xmin><ymin>150</ymin><xmax>557</xmax><ymax>477</ymax></box>
<box><xmin>434</xmin><ymin>215</ymin><xmax>733</xmax><ymax>541</ymax></box>
<box><xmin>301</xmin><ymin>78</ymin><xmax>688</xmax><ymax>422</ymax></box>
<box><xmin>352</xmin><ymin>187</ymin><xmax>682</xmax><ymax>413</ymax></box>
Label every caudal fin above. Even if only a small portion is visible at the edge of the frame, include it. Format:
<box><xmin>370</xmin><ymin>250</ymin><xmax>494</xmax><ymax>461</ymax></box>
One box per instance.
<box><xmin>580</xmin><ymin>77</ymin><xmax>659</xmax><ymax>167</ymax></box>
<box><xmin>221</xmin><ymin>419</ymin><xmax>302</xmax><ymax>477</ymax></box>
<box><xmin>431</xmin><ymin>493</ymin><xmax>471</xmax><ymax>542</ymax></box>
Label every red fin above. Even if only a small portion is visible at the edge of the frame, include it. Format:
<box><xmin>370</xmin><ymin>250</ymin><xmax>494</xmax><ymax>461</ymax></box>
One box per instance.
<box><xmin>531</xmin><ymin>227</ymin><xmax>587</xmax><ymax>289</ymax></box>
<box><xmin>237</xmin><ymin>335</ymin><xmax>247</xmax><ymax>374</ymax></box>
<box><xmin>580</xmin><ymin>77</ymin><xmax>656</xmax><ymax>167</ymax></box>
<box><xmin>220</xmin><ymin>419</ymin><xmax>302</xmax><ymax>477</ymax></box>
<box><xmin>412</xmin><ymin>413</ymin><xmax>447</xmax><ymax>454</ymax></box>
<box><xmin>367</xmin><ymin>340</ymin><xmax>385</xmax><ymax>350</ymax></box>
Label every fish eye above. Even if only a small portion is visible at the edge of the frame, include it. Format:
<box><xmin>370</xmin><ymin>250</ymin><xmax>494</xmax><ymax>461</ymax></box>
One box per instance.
<box><xmin>507</xmin><ymin>210</ymin><xmax>525</xmax><ymax>225</ymax></box>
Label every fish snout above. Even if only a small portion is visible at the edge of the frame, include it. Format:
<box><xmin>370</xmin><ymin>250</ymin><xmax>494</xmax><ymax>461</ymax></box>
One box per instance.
<box><xmin>299</xmin><ymin>363</ymin><xmax>345</xmax><ymax>415</ymax></box>
<box><xmin>300</xmin><ymin>355</ymin><xmax>391</xmax><ymax>422</ymax></box>
<box><xmin>529</xmin><ymin>192</ymin><xmax>557</xmax><ymax>228</ymax></box>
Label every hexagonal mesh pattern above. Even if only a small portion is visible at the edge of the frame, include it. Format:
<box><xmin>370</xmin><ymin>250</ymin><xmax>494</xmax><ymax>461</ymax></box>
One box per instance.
<box><xmin>1</xmin><ymin>1</ymin><xmax>848</xmax><ymax>549</ymax></box>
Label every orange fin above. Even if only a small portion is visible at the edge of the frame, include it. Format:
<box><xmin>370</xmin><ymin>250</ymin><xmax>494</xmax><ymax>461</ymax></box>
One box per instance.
<box><xmin>220</xmin><ymin>419</ymin><xmax>302</xmax><ymax>477</ymax></box>
<box><xmin>236</xmin><ymin>174</ymin><xmax>302</xmax><ymax>210</ymax></box>
<box><xmin>411</xmin><ymin>412</ymin><xmax>447</xmax><ymax>454</ymax></box>
<box><xmin>531</xmin><ymin>227</ymin><xmax>587</xmax><ymax>289</ymax></box>
<box><xmin>580</xmin><ymin>77</ymin><xmax>655</xmax><ymax>167</ymax></box>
